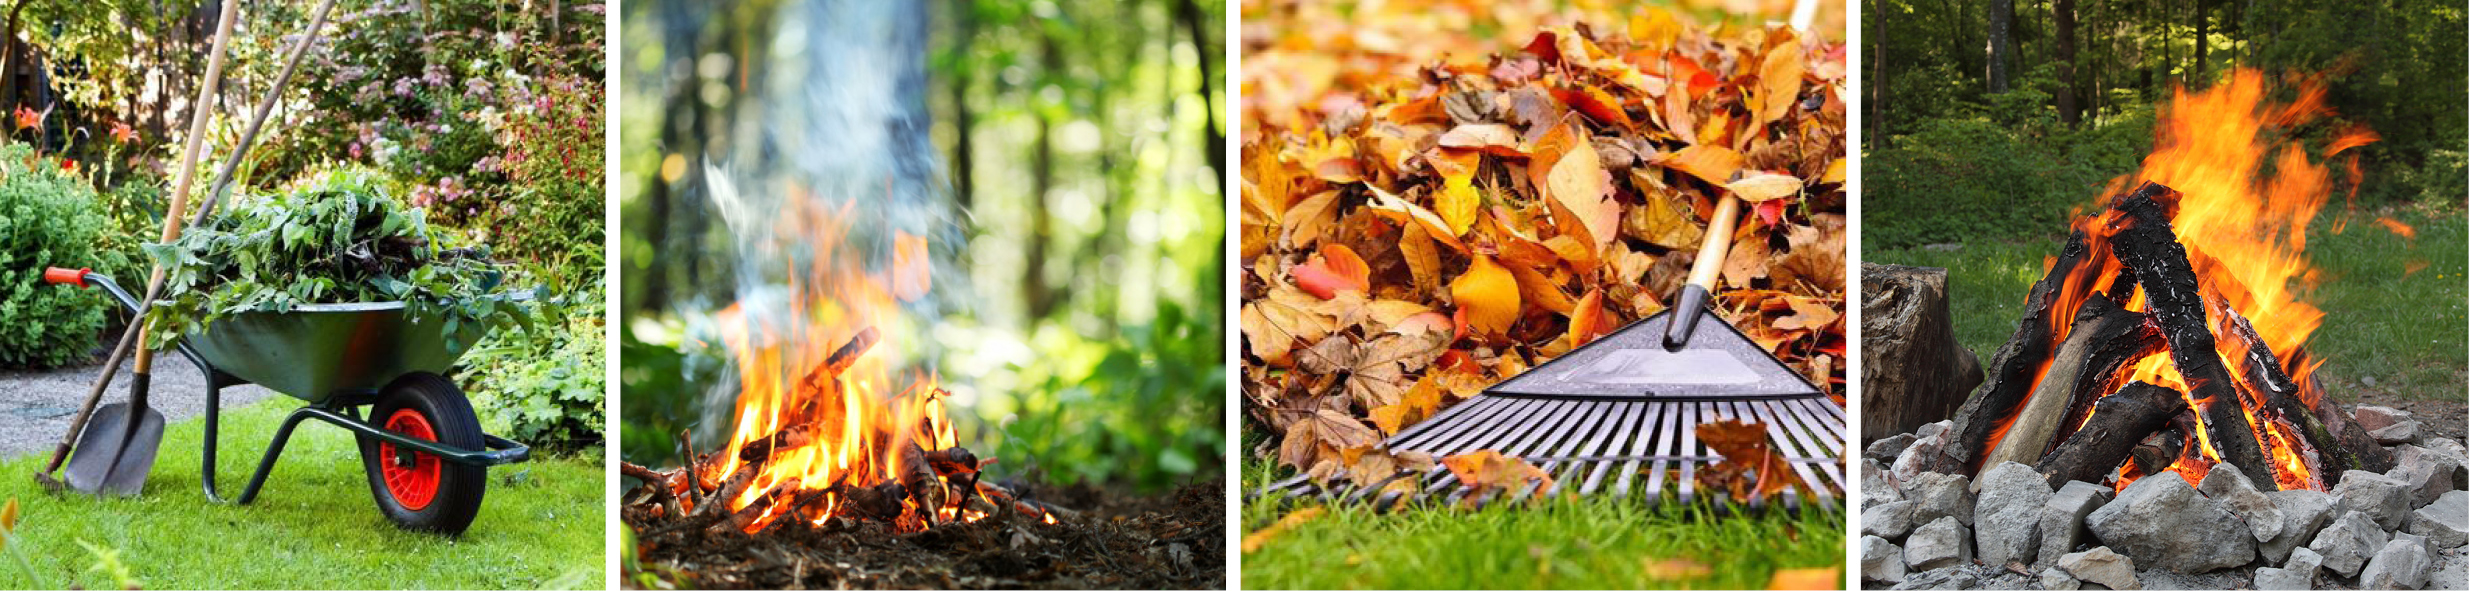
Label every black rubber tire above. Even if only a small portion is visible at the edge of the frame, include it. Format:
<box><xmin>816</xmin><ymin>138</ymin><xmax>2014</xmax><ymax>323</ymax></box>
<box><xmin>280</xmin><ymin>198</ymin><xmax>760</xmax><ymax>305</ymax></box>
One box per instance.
<box><xmin>357</xmin><ymin>371</ymin><xmax>487</xmax><ymax>535</ymax></box>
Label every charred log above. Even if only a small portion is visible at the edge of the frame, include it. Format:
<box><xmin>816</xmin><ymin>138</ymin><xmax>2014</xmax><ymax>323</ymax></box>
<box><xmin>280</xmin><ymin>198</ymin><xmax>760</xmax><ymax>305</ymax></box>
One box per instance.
<box><xmin>2035</xmin><ymin>382</ymin><xmax>2190</xmax><ymax>488</ymax></box>
<box><xmin>2106</xmin><ymin>182</ymin><xmax>2277</xmax><ymax>490</ymax></box>
<box><xmin>1947</xmin><ymin>229</ymin><xmax>2095</xmax><ymax>474</ymax></box>
<box><xmin>2130</xmin><ymin>423</ymin><xmax>2189</xmax><ymax>476</ymax></box>
<box><xmin>1982</xmin><ymin>294</ymin><xmax>2153</xmax><ymax>469</ymax></box>
<box><xmin>2216</xmin><ymin>306</ymin><xmax>2395</xmax><ymax>483</ymax></box>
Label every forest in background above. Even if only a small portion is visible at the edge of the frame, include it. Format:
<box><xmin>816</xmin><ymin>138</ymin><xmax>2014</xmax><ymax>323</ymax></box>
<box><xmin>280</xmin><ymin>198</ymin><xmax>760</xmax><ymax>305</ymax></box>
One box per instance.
<box><xmin>1863</xmin><ymin>0</ymin><xmax>2466</xmax><ymax>248</ymax></box>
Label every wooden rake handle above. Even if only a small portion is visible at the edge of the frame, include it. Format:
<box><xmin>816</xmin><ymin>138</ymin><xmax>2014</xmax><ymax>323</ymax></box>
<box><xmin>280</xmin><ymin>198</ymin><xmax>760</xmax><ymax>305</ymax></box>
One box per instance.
<box><xmin>1663</xmin><ymin>194</ymin><xmax>1743</xmax><ymax>350</ymax></box>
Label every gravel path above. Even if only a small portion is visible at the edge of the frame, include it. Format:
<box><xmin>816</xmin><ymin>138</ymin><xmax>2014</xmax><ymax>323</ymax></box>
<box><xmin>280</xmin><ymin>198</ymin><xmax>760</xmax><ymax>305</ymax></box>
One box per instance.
<box><xmin>0</xmin><ymin>358</ymin><xmax>276</xmax><ymax>460</ymax></box>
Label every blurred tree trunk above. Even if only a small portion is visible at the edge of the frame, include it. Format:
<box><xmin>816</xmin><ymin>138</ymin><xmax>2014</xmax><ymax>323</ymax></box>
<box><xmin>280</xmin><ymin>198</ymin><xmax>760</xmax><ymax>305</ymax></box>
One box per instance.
<box><xmin>1174</xmin><ymin>0</ymin><xmax>1221</xmax><ymax>187</ymax></box>
<box><xmin>0</xmin><ymin>0</ymin><xmax>30</xmax><ymax>113</ymax></box>
<box><xmin>2056</xmin><ymin>0</ymin><xmax>2080</xmax><ymax>125</ymax></box>
<box><xmin>1988</xmin><ymin>0</ymin><xmax>2014</xmax><ymax>92</ymax></box>
<box><xmin>947</xmin><ymin>0</ymin><xmax>974</xmax><ymax>209</ymax></box>
<box><xmin>1024</xmin><ymin>32</ymin><xmax>1057</xmax><ymax>319</ymax></box>
<box><xmin>2191</xmin><ymin>0</ymin><xmax>2208</xmax><ymax>83</ymax></box>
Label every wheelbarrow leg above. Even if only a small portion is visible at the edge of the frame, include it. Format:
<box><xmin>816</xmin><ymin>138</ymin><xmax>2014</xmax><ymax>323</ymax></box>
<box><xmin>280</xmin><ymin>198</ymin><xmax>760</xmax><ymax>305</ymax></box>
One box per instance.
<box><xmin>202</xmin><ymin>384</ymin><xmax>345</xmax><ymax>505</ymax></box>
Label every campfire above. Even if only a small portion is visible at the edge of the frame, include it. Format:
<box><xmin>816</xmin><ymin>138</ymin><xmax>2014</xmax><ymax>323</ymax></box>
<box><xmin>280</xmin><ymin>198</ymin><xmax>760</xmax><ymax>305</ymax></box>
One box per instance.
<box><xmin>1922</xmin><ymin>71</ymin><xmax>2391</xmax><ymax>493</ymax></box>
<box><xmin>621</xmin><ymin>207</ymin><xmax>1066</xmax><ymax>541</ymax></box>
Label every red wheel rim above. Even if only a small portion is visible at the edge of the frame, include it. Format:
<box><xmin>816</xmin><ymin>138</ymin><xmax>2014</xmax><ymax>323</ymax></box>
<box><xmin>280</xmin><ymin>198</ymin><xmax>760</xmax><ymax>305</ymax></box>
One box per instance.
<box><xmin>379</xmin><ymin>408</ymin><xmax>441</xmax><ymax>511</ymax></box>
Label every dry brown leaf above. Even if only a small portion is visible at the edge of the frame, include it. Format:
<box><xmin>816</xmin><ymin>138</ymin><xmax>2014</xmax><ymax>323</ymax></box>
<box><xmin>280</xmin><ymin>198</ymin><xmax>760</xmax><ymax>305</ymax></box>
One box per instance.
<box><xmin>1643</xmin><ymin>557</ymin><xmax>1714</xmax><ymax>580</ymax></box>
<box><xmin>1279</xmin><ymin>409</ymin><xmax>1381</xmax><ymax>472</ymax></box>
<box><xmin>1755</xmin><ymin>32</ymin><xmax>1805</xmax><ymax>126</ymax></box>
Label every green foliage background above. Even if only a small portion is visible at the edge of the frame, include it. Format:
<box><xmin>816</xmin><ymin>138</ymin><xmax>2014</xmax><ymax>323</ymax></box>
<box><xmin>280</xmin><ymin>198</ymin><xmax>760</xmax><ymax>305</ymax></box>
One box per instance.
<box><xmin>0</xmin><ymin>144</ymin><xmax>131</xmax><ymax>368</ymax></box>
<box><xmin>1863</xmin><ymin>0</ymin><xmax>2465</xmax><ymax>247</ymax></box>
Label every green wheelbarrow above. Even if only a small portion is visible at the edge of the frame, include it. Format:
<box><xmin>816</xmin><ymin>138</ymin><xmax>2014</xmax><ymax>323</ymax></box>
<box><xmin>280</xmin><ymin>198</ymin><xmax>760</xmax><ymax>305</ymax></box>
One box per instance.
<box><xmin>42</xmin><ymin>267</ymin><xmax>530</xmax><ymax>535</ymax></box>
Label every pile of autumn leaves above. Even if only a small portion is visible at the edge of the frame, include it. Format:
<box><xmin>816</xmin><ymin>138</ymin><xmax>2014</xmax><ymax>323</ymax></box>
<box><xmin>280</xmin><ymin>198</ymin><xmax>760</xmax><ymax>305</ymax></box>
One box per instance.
<box><xmin>1240</xmin><ymin>18</ymin><xmax>1847</xmax><ymax>504</ymax></box>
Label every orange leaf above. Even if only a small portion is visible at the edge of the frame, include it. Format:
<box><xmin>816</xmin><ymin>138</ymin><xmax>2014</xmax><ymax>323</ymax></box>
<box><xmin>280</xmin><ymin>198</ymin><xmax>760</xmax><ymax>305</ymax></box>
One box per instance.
<box><xmin>1567</xmin><ymin>288</ymin><xmax>1617</xmax><ymax>346</ymax></box>
<box><xmin>1293</xmin><ymin>243</ymin><xmax>1371</xmax><ymax>299</ymax></box>
<box><xmin>1663</xmin><ymin>145</ymin><xmax>1744</xmax><ymax>185</ymax></box>
<box><xmin>1542</xmin><ymin>124</ymin><xmax>1618</xmax><ymax>253</ymax></box>
<box><xmin>1240</xmin><ymin>507</ymin><xmax>1324</xmax><ymax>554</ymax></box>
<box><xmin>1766</xmin><ymin>566</ymin><xmax>1842</xmax><ymax>590</ymax></box>
<box><xmin>1694</xmin><ymin>419</ymin><xmax>1806</xmax><ymax>502</ymax></box>
<box><xmin>1450</xmin><ymin>254</ymin><xmax>1521</xmax><ymax>338</ymax></box>
<box><xmin>1280</xmin><ymin>408</ymin><xmax>1380</xmax><ymax>471</ymax></box>
<box><xmin>1365</xmin><ymin>186</ymin><xmax>1468</xmax><ymax>252</ymax></box>
<box><xmin>1440</xmin><ymin>449</ymin><xmax>1555</xmax><ymax>504</ymax></box>
<box><xmin>1552</xmin><ymin>84</ymin><xmax>1634</xmax><ymax>129</ymax></box>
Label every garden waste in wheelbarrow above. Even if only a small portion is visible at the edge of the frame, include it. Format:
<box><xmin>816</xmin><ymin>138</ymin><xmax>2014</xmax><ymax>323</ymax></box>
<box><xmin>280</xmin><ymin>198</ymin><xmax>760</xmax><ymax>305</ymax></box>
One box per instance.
<box><xmin>44</xmin><ymin>268</ymin><xmax>530</xmax><ymax>535</ymax></box>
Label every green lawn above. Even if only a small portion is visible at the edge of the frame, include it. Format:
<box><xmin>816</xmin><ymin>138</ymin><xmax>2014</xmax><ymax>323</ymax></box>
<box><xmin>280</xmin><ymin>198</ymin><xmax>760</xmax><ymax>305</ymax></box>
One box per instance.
<box><xmin>1867</xmin><ymin>205</ymin><xmax>2468</xmax><ymax>401</ymax></box>
<box><xmin>1238</xmin><ymin>459</ymin><xmax>1846</xmax><ymax>590</ymax></box>
<box><xmin>0</xmin><ymin>398</ymin><xmax>603</xmax><ymax>590</ymax></box>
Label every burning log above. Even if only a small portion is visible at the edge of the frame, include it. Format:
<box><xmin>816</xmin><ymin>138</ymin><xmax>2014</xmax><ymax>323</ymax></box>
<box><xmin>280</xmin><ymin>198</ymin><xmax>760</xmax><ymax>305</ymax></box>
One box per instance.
<box><xmin>895</xmin><ymin>441</ymin><xmax>946</xmax><ymax>521</ymax></box>
<box><xmin>2107</xmin><ymin>183</ymin><xmax>2276</xmax><ymax>489</ymax></box>
<box><xmin>2033</xmin><ymin>382</ymin><xmax>2189</xmax><ymax>488</ymax></box>
<box><xmin>710</xmin><ymin>478</ymin><xmax>801</xmax><ymax>536</ymax></box>
<box><xmin>2130</xmin><ymin>424</ymin><xmax>2190</xmax><ymax>476</ymax></box>
<box><xmin>2216</xmin><ymin>305</ymin><xmax>2395</xmax><ymax>483</ymax></box>
<box><xmin>1945</xmin><ymin>230</ymin><xmax>2098</xmax><ymax>475</ymax></box>
<box><xmin>738</xmin><ymin>425</ymin><xmax>815</xmax><ymax>462</ymax></box>
<box><xmin>1981</xmin><ymin>294</ymin><xmax>2158</xmax><ymax>470</ymax></box>
<box><xmin>797</xmin><ymin>326</ymin><xmax>880</xmax><ymax>392</ymax></box>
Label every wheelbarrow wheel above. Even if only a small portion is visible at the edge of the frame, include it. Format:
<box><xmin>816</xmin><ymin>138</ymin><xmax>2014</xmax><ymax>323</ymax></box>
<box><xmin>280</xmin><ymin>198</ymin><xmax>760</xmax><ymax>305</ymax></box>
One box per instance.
<box><xmin>358</xmin><ymin>372</ymin><xmax>486</xmax><ymax>535</ymax></box>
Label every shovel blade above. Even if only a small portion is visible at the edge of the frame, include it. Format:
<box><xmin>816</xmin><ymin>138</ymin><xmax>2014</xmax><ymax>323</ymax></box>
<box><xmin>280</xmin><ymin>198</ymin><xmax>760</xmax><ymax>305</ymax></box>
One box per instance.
<box><xmin>63</xmin><ymin>402</ymin><xmax>166</xmax><ymax>496</ymax></box>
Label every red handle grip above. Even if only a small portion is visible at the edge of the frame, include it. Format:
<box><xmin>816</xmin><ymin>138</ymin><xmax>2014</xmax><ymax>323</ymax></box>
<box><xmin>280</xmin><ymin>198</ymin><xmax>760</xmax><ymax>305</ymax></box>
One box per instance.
<box><xmin>41</xmin><ymin>267</ymin><xmax>90</xmax><ymax>287</ymax></box>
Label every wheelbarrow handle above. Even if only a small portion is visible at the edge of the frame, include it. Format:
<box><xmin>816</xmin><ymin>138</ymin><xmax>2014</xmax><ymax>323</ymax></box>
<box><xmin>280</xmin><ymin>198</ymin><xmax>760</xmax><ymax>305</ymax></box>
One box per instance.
<box><xmin>42</xmin><ymin>267</ymin><xmax>91</xmax><ymax>287</ymax></box>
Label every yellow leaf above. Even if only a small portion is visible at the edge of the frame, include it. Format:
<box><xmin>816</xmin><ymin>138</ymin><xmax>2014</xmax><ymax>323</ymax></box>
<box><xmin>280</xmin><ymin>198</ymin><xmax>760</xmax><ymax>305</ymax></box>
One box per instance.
<box><xmin>1282</xmin><ymin>190</ymin><xmax>1343</xmax><ymax>249</ymax></box>
<box><xmin>1820</xmin><ymin>158</ymin><xmax>1847</xmax><ymax>184</ymax></box>
<box><xmin>1756</xmin><ymin>33</ymin><xmax>1806</xmax><ymax>125</ymax></box>
<box><xmin>1428</xmin><ymin>148</ymin><xmax>1483</xmax><ymax>236</ymax></box>
<box><xmin>1240</xmin><ymin>507</ymin><xmax>1325</xmax><ymax>554</ymax></box>
<box><xmin>1623</xmin><ymin>181</ymin><xmax>1706</xmax><ymax>249</ymax></box>
<box><xmin>1643</xmin><ymin>557</ymin><xmax>1713</xmax><ymax>580</ymax></box>
<box><xmin>1365</xmin><ymin>186</ymin><xmax>1467</xmax><ymax>252</ymax></box>
<box><xmin>1450</xmin><ymin>254</ymin><xmax>1521</xmax><ymax>338</ymax></box>
<box><xmin>1726</xmin><ymin>173</ymin><xmax>1804</xmax><ymax>202</ymax></box>
<box><xmin>1766</xmin><ymin>566</ymin><xmax>1843</xmax><ymax>590</ymax></box>
<box><xmin>1543</xmin><ymin>125</ymin><xmax>1618</xmax><ymax>253</ymax></box>
<box><xmin>1507</xmin><ymin>262</ymin><xmax>1577</xmax><ymax>315</ymax></box>
<box><xmin>1629</xmin><ymin>10</ymin><xmax>1683</xmax><ymax>52</ymax></box>
<box><xmin>1398</xmin><ymin>223</ymin><xmax>1444</xmax><ymax>294</ymax></box>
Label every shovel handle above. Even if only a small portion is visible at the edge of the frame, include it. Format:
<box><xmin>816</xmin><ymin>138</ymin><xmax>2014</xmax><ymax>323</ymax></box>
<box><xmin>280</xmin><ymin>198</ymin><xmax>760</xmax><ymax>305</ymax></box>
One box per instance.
<box><xmin>42</xmin><ymin>267</ymin><xmax>90</xmax><ymax>287</ymax></box>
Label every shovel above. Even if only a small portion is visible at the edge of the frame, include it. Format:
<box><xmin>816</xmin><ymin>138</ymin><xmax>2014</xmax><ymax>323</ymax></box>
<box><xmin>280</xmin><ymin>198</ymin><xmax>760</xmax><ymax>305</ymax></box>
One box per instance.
<box><xmin>46</xmin><ymin>0</ymin><xmax>242</xmax><ymax>496</ymax></box>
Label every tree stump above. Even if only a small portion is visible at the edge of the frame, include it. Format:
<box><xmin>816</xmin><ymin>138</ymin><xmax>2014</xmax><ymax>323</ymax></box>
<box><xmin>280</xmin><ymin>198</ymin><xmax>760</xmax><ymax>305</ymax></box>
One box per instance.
<box><xmin>1860</xmin><ymin>263</ymin><xmax>1983</xmax><ymax>444</ymax></box>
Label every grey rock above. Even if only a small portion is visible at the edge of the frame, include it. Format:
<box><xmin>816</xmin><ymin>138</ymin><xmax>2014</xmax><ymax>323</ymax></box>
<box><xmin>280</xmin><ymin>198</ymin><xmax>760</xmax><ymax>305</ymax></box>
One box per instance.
<box><xmin>2375</xmin><ymin>422</ymin><xmax>2425</xmax><ymax>446</ymax></box>
<box><xmin>1866</xmin><ymin>500</ymin><xmax>1920</xmax><ymax>539</ymax></box>
<box><xmin>2040</xmin><ymin>567</ymin><xmax>2080</xmax><ymax>590</ymax></box>
<box><xmin>2199</xmin><ymin>463</ymin><xmax>2285</xmax><ymax>542</ymax></box>
<box><xmin>2334</xmin><ymin>470</ymin><xmax>2415</xmax><ymax>529</ymax></box>
<box><xmin>1972</xmin><ymin>462</ymin><xmax>2051</xmax><ymax>567</ymax></box>
<box><xmin>1906</xmin><ymin>516</ymin><xmax>1973</xmax><ymax>571</ymax></box>
<box><xmin>1907</xmin><ymin>472</ymin><xmax>1976</xmax><ymax>526</ymax></box>
<box><xmin>2431</xmin><ymin>551</ymin><xmax>2469</xmax><ymax>591</ymax></box>
<box><xmin>2358</xmin><ymin>539</ymin><xmax>2431</xmax><ymax>589</ymax></box>
<box><xmin>1863</xmin><ymin>535</ymin><xmax>1908</xmax><ymax>583</ymax></box>
<box><xmin>2083</xmin><ymin>472</ymin><xmax>2256</xmax><ymax>573</ymax></box>
<box><xmin>2252</xmin><ymin>566</ymin><xmax>2308</xmax><ymax>590</ymax></box>
<box><xmin>1916</xmin><ymin>420</ymin><xmax>1952</xmax><ymax>441</ymax></box>
<box><xmin>1868</xmin><ymin>432</ymin><xmax>1918</xmax><ymax>463</ymax></box>
<box><xmin>1866</xmin><ymin>458</ymin><xmax>1904</xmax><ymax>509</ymax></box>
<box><xmin>2056</xmin><ymin>547</ymin><xmax>2140</xmax><ymax>590</ymax></box>
<box><xmin>1889</xmin><ymin>567</ymin><xmax>1978</xmax><ymax>590</ymax></box>
<box><xmin>2391</xmin><ymin>445</ymin><xmax>2468</xmax><ymax>507</ymax></box>
<box><xmin>2257</xmin><ymin>548</ymin><xmax>2325</xmax><ymax>591</ymax></box>
<box><xmin>2260</xmin><ymin>489</ymin><xmax>2339</xmax><ymax>564</ymax></box>
<box><xmin>1895</xmin><ymin>428</ymin><xmax>1954</xmax><ymax>485</ymax></box>
<box><xmin>2310</xmin><ymin>510</ymin><xmax>2392</xmax><ymax>577</ymax></box>
<box><xmin>2404</xmin><ymin>490</ymin><xmax>2469</xmax><ymax>548</ymax></box>
<box><xmin>2354</xmin><ymin>405</ymin><xmax>2411</xmax><ymax>432</ymax></box>
<box><xmin>2039</xmin><ymin>481</ymin><xmax>2111</xmax><ymax>568</ymax></box>
<box><xmin>2428</xmin><ymin>437</ymin><xmax>2468</xmax><ymax>460</ymax></box>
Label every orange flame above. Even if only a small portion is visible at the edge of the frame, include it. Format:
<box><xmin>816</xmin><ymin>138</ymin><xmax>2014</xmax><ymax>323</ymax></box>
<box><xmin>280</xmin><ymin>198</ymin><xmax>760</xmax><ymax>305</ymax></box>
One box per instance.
<box><xmin>705</xmin><ymin>198</ymin><xmax>980</xmax><ymax>532</ymax></box>
<box><xmin>2028</xmin><ymin>70</ymin><xmax>2365</xmax><ymax>492</ymax></box>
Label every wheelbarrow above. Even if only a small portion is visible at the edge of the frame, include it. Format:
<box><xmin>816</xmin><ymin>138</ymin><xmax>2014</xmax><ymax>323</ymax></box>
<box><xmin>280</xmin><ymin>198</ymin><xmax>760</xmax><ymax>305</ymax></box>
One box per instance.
<box><xmin>41</xmin><ymin>267</ymin><xmax>530</xmax><ymax>535</ymax></box>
